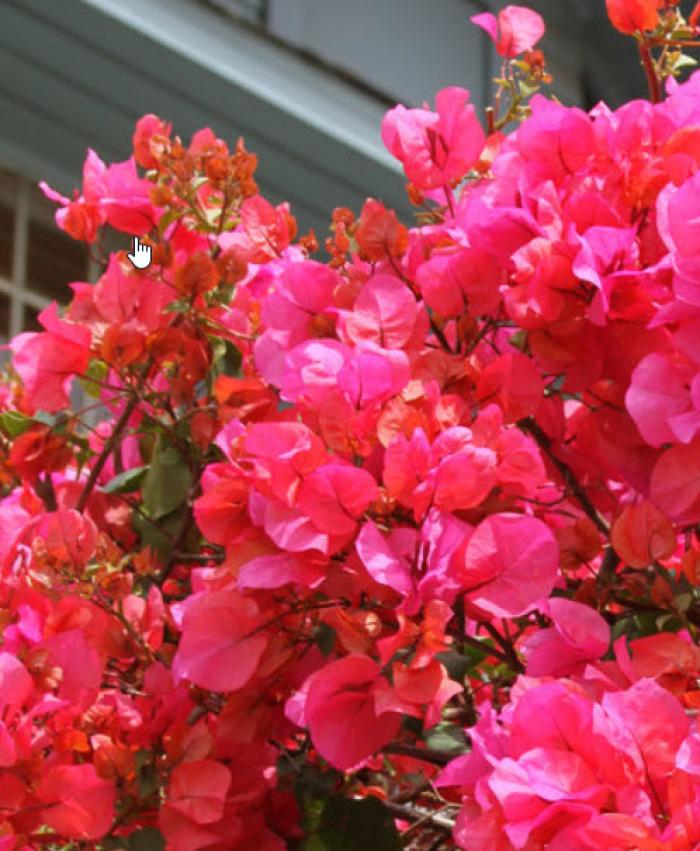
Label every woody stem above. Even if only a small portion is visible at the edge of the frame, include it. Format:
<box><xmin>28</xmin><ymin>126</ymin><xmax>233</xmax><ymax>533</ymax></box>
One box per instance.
<box><xmin>638</xmin><ymin>37</ymin><xmax>662</xmax><ymax>104</ymax></box>
<box><xmin>76</xmin><ymin>395</ymin><xmax>139</xmax><ymax>512</ymax></box>
<box><xmin>518</xmin><ymin>417</ymin><xmax>610</xmax><ymax>536</ymax></box>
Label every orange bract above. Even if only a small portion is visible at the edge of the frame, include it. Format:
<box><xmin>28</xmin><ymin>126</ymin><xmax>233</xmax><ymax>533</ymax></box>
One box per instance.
<box><xmin>605</xmin><ymin>0</ymin><xmax>661</xmax><ymax>34</ymax></box>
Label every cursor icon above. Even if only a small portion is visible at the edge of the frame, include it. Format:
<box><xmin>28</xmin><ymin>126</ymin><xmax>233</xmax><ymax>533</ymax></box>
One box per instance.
<box><xmin>127</xmin><ymin>237</ymin><xmax>152</xmax><ymax>270</ymax></box>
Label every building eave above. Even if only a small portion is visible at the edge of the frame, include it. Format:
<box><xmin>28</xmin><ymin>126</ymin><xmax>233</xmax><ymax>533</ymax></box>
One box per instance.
<box><xmin>1</xmin><ymin>0</ymin><xmax>409</xmax><ymax>234</ymax></box>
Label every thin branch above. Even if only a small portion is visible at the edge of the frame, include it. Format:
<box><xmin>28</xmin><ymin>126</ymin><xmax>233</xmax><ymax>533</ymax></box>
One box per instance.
<box><xmin>384</xmin><ymin>801</ymin><xmax>457</xmax><ymax>832</ymax></box>
<box><xmin>638</xmin><ymin>37</ymin><xmax>662</xmax><ymax>104</ymax></box>
<box><xmin>76</xmin><ymin>396</ymin><xmax>138</xmax><ymax>512</ymax></box>
<box><xmin>383</xmin><ymin>743</ymin><xmax>456</xmax><ymax>766</ymax></box>
<box><xmin>461</xmin><ymin>633</ymin><xmax>511</xmax><ymax>667</ymax></box>
<box><xmin>481</xmin><ymin>622</ymin><xmax>524</xmax><ymax>673</ymax></box>
<box><xmin>518</xmin><ymin>417</ymin><xmax>610</xmax><ymax>536</ymax></box>
<box><xmin>429</xmin><ymin>317</ymin><xmax>453</xmax><ymax>353</ymax></box>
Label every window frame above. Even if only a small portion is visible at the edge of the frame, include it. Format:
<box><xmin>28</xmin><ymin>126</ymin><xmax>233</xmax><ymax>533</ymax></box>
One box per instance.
<box><xmin>0</xmin><ymin>170</ymin><xmax>98</xmax><ymax>340</ymax></box>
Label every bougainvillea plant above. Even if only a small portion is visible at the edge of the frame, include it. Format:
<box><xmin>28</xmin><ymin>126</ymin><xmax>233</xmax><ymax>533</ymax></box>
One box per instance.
<box><xmin>8</xmin><ymin>1</ymin><xmax>700</xmax><ymax>848</ymax></box>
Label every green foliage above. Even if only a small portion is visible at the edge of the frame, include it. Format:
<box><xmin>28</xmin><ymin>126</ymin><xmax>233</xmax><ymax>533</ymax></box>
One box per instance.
<box><xmin>103</xmin><ymin>465</ymin><xmax>149</xmax><ymax>494</ymax></box>
<box><xmin>303</xmin><ymin>796</ymin><xmax>401</xmax><ymax>851</ymax></box>
<box><xmin>0</xmin><ymin>410</ymin><xmax>33</xmax><ymax>438</ymax></box>
<box><xmin>437</xmin><ymin>648</ymin><xmax>479</xmax><ymax>681</ymax></box>
<box><xmin>423</xmin><ymin>722</ymin><xmax>469</xmax><ymax>756</ymax></box>
<box><xmin>314</xmin><ymin>623</ymin><xmax>337</xmax><ymax>657</ymax></box>
<box><xmin>129</xmin><ymin>827</ymin><xmax>166</xmax><ymax>851</ymax></box>
<box><xmin>142</xmin><ymin>439</ymin><xmax>192</xmax><ymax>519</ymax></box>
<box><xmin>80</xmin><ymin>358</ymin><xmax>109</xmax><ymax>397</ymax></box>
<box><xmin>134</xmin><ymin>749</ymin><xmax>160</xmax><ymax>800</ymax></box>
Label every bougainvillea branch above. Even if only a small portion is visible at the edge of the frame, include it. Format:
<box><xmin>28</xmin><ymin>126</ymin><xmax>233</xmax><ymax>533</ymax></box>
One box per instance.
<box><xmin>638</xmin><ymin>36</ymin><xmax>663</xmax><ymax>102</ymax></box>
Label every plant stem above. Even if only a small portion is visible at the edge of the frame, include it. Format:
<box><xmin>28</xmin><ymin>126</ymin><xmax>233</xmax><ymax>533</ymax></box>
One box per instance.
<box><xmin>429</xmin><ymin>316</ymin><xmax>453</xmax><ymax>353</ymax></box>
<box><xmin>481</xmin><ymin>621</ymin><xmax>524</xmax><ymax>673</ymax></box>
<box><xmin>518</xmin><ymin>417</ymin><xmax>610</xmax><ymax>536</ymax></box>
<box><xmin>638</xmin><ymin>37</ymin><xmax>662</xmax><ymax>103</ymax></box>
<box><xmin>76</xmin><ymin>396</ymin><xmax>139</xmax><ymax>512</ymax></box>
<box><xmin>383</xmin><ymin>743</ymin><xmax>455</xmax><ymax>766</ymax></box>
<box><xmin>384</xmin><ymin>801</ymin><xmax>456</xmax><ymax>831</ymax></box>
<box><xmin>462</xmin><ymin>633</ymin><xmax>512</xmax><ymax>668</ymax></box>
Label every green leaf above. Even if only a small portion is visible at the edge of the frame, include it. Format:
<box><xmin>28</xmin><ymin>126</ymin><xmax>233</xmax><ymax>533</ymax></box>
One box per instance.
<box><xmin>134</xmin><ymin>749</ymin><xmax>160</xmax><ymax>800</ymax></box>
<box><xmin>675</xmin><ymin>592</ymin><xmax>692</xmax><ymax>613</ymax></box>
<box><xmin>102</xmin><ymin>837</ymin><xmax>128</xmax><ymax>850</ymax></box>
<box><xmin>103</xmin><ymin>466</ymin><xmax>149</xmax><ymax>495</ymax></box>
<box><xmin>211</xmin><ymin>338</ymin><xmax>242</xmax><ymax>379</ymax></box>
<box><xmin>129</xmin><ymin>827</ymin><xmax>166</xmax><ymax>851</ymax></box>
<box><xmin>314</xmin><ymin>623</ymin><xmax>336</xmax><ymax>657</ymax></box>
<box><xmin>436</xmin><ymin>649</ymin><xmax>473</xmax><ymax>681</ymax></box>
<box><xmin>142</xmin><ymin>439</ymin><xmax>192</xmax><ymax>520</ymax></box>
<box><xmin>80</xmin><ymin>358</ymin><xmax>109</xmax><ymax>398</ymax></box>
<box><xmin>132</xmin><ymin>504</ymin><xmax>187</xmax><ymax>561</ymax></box>
<box><xmin>157</xmin><ymin>207</ymin><xmax>184</xmax><ymax>237</ymax></box>
<box><xmin>656</xmin><ymin>613</ymin><xmax>682</xmax><ymax>632</ymax></box>
<box><xmin>673</xmin><ymin>54</ymin><xmax>698</xmax><ymax>71</ymax></box>
<box><xmin>164</xmin><ymin>299</ymin><xmax>190</xmax><ymax>315</ymax></box>
<box><xmin>0</xmin><ymin>410</ymin><xmax>33</xmax><ymax>438</ymax></box>
<box><xmin>301</xmin><ymin>799</ymin><xmax>326</xmax><ymax>851</ymax></box>
<box><xmin>304</xmin><ymin>796</ymin><xmax>401</xmax><ymax>851</ymax></box>
<box><xmin>295</xmin><ymin>766</ymin><xmax>341</xmax><ymax>806</ymax></box>
<box><xmin>508</xmin><ymin>329</ymin><xmax>527</xmax><ymax>352</ymax></box>
<box><xmin>33</xmin><ymin>411</ymin><xmax>63</xmax><ymax>428</ymax></box>
<box><xmin>424</xmin><ymin>723</ymin><xmax>469</xmax><ymax>756</ymax></box>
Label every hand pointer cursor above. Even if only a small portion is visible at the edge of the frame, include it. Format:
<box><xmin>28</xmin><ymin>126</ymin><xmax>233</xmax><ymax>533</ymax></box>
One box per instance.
<box><xmin>127</xmin><ymin>237</ymin><xmax>152</xmax><ymax>270</ymax></box>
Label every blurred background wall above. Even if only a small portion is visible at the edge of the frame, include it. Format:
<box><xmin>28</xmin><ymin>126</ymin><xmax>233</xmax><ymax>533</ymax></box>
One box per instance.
<box><xmin>0</xmin><ymin>0</ymin><xmax>675</xmax><ymax>337</ymax></box>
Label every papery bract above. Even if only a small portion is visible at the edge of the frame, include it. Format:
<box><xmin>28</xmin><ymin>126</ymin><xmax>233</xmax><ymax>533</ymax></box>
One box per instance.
<box><xmin>381</xmin><ymin>87</ymin><xmax>485</xmax><ymax>190</ymax></box>
<box><xmin>471</xmin><ymin>5</ymin><xmax>546</xmax><ymax>57</ymax></box>
<box><xmin>606</xmin><ymin>0</ymin><xmax>660</xmax><ymax>34</ymax></box>
<box><xmin>458</xmin><ymin>513</ymin><xmax>559</xmax><ymax>618</ymax></box>
<box><xmin>611</xmin><ymin>500</ymin><xmax>676</xmax><ymax>567</ymax></box>
<box><xmin>167</xmin><ymin>760</ymin><xmax>232</xmax><ymax>824</ymax></box>
<box><xmin>37</xmin><ymin>765</ymin><xmax>115</xmax><ymax>840</ymax></box>
<box><xmin>172</xmin><ymin>591</ymin><xmax>268</xmax><ymax>692</ymax></box>
<box><xmin>304</xmin><ymin>654</ymin><xmax>402</xmax><ymax>770</ymax></box>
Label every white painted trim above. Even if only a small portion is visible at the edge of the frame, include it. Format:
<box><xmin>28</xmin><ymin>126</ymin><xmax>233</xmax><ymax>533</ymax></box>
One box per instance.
<box><xmin>0</xmin><ymin>275</ymin><xmax>51</xmax><ymax>312</ymax></box>
<box><xmin>80</xmin><ymin>0</ymin><xmax>400</xmax><ymax>174</ymax></box>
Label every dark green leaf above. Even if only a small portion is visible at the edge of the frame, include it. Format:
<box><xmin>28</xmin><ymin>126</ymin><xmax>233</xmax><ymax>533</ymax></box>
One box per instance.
<box><xmin>129</xmin><ymin>827</ymin><xmax>166</xmax><ymax>851</ymax></box>
<box><xmin>305</xmin><ymin>796</ymin><xmax>401</xmax><ymax>851</ymax></box>
<box><xmin>675</xmin><ymin>592</ymin><xmax>692</xmax><ymax>613</ymax></box>
<box><xmin>132</xmin><ymin>504</ymin><xmax>187</xmax><ymax>560</ymax></box>
<box><xmin>301</xmin><ymin>799</ymin><xmax>326</xmax><ymax>851</ymax></box>
<box><xmin>401</xmin><ymin>715</ymin><xmax>424</xmax><ymax>736</ymax></box>
<box><xmin>424</xmin><ymin>723</ymin><xmax>469</xmax><ymax>756</ymax></box>
<box><xmin>436</xmin><ymin>649</ymin><xmax>474</xmax><ymax>681</ymax></box>
<box><xmin>142</xmin><ymin>439</ymin><xmax>192</xmax><ymax>519</ymax></box>
<box><xmin>134</xmin><ymin>749</ymin><xmax>159</xmax><ymax>799</ymax></box>
<box><xmin>314</xmin><ymin>623</ymin><xmax>336</xmax><ymax>657</ymax></box>
<box><xmin>103</xmin><ymin>466</ymin><xmax>149</xmax><ymax>495</ymax></box>
<box><xmin>295</xmin><ymin>767</ymin><xmax>341</xmax><ymax>806</ymax></box>
<box><xmin>212</xmin><ymin>338</ymin><xmax>242</xmax><ymax>379</ymax></box>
